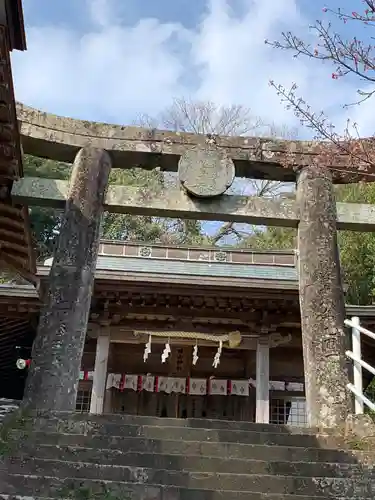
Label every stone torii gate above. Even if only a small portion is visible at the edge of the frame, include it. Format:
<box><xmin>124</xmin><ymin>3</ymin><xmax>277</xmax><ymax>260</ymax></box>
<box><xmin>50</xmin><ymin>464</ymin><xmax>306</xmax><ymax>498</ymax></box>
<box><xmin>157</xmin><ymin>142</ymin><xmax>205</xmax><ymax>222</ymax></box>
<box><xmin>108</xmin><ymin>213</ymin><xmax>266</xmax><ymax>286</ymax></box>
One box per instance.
<box><xmin>12</xmin><ymin>103</ymin><xmax>375</xmax><ymax>428</ymax></box>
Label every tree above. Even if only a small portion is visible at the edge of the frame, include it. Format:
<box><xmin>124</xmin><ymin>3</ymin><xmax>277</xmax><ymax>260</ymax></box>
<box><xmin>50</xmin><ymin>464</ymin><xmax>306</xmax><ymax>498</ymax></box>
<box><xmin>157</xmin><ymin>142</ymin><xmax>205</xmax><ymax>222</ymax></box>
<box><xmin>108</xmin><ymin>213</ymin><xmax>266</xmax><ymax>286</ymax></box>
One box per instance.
<box><xmin>24</xmin><ymin>155</ymin><xmax>70</xmax><ymax>260</ymax></box>
<box><xmin>265</xmin><ymin>1</ymin><xmax>375</xmax><ymax>176</ymax></box>
<box><xmin>335</xmin><ymin>182</ymin><xmax>375</xmax><ymax>304</ymax></box>
<box><xmin>239</xmin><ymin>226</ymin><xmax>296</xmax><ymax>251</ymax></box>
<box><xmin>100</xmin><ymin>167</ymin><xmax>167</xmax><ymax>243</ymax></box>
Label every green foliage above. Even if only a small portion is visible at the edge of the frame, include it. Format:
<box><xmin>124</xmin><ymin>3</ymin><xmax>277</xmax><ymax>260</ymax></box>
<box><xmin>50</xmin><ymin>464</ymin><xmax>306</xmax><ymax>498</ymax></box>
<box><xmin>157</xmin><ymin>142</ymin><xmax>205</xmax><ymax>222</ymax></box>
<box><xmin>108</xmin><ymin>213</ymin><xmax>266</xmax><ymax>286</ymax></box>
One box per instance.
<box><xmin>239</xmin><ymin>226</ymin><xmax>296</xmax><ymax>250</ymax></box>
<box><xmin>58</xmin><ymin>483</ymin><xmax>128</xmax><ymax>500</ymax></box>
<box><xmin>335</xmin><ymin>183</ymin><xmax>375</xmax><ymax>305</ymax></box>
<box><xmin>365</xmin><ymin>377</ymin><xmax>375</xmax><ymax>401</ymax></box>
<box><xmin>24</xmin><ymin>155</ymin><xmax>70</xmax><ymax>259</ymax></box>
<box><xmin>101</xmin><ymin>167</ymin><xmax>165</xmax><ymax>241</ymax></box>
<box><xmin>23</xmin><ymin>155</ymin><xmax>72</xmax><ymax>180</ymax></box>
<box><xmin>364</xmin><ymin>377</ymin><xmax>375</xmax><ymax>422</ymax></box>
<box><xmin>0</xmin><ymin>408</ymin><xmax>32</xmax><ymax>457</ymax></box>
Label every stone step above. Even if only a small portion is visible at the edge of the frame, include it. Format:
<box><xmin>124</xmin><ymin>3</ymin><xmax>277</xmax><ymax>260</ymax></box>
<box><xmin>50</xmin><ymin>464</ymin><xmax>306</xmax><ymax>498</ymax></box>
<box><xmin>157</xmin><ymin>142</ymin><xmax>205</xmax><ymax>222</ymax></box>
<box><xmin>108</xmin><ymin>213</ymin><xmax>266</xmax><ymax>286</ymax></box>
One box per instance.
<box><xmin>0</xmin><ymin>497</ymin><xmax>57</xmax><ymax>500</ymax></box>
<box><xmin>1</xmin><ymin>475</ymin><xmax>368</xmax><ymax>500</ymax></box>
<box><xmin>29</xmin><ymin>419</ymin><xmax>342</xmax><ymax>449</ymax></box>
<box><xmin>0</xmin><ymin>400</ymin><xmax>19</xmax><ymax>422</ymax></box>
<box><xmin>14</xmin><ymin>432</ymin><xmax>367</xmax><ymax>464</ymax></box>
<box><xmin>32</xmin><ymin>411</ymin><xmax>323</xmax><ymax>435</ymax></box>
<box><xmin>12</xmin><ymin>444</ymin><xmax>375</xmax><ymax>478</ymax></box>
<box><xmin>1</xmin><ymin>458</ymin><xmax>374</xmax><ymax>497</ymax></box>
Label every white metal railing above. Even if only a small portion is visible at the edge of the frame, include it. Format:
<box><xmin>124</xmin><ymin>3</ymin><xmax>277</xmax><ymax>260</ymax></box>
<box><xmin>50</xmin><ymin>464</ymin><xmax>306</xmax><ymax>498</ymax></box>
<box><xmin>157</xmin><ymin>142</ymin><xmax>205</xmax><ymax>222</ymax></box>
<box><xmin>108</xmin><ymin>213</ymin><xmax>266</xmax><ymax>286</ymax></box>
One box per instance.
<box><xmin>345</xmin><ymin>316</ymin><xmax>375</xmax><ymax>414</ymax></box>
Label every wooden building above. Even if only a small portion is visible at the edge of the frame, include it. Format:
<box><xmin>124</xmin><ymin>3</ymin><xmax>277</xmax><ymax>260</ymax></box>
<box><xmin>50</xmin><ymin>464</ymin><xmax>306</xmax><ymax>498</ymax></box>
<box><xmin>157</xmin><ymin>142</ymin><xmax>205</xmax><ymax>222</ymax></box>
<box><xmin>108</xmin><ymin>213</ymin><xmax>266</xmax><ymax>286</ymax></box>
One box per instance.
<box><xmin>1</xmin><ymin>240</ymin><xmax>374</xmax><ymax>426</ymax></box>
<box><xmin>0</xmin><ymin>0</ymin><xmax>35</xmax><ymax>284</ymax></box>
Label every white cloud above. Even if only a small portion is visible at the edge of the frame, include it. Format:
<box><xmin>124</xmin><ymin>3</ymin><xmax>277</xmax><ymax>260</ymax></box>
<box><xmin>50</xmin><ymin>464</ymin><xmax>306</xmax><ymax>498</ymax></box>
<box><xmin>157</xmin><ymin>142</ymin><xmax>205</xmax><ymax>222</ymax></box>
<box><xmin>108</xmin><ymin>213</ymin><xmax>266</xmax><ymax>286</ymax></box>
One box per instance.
<box><xmin>88</xmin><ymin>0</ymin><xmax>119</xmax><ymax>28</ymax></box>
<box><xmin>10</xmin><ymin>0</ymin><xmax>374</xmax><ymax>136</ymax></box>
<box><xmin>11</xmin><ymin>1</ymin><xmax>188</xmax><ymax>123</ymax></box>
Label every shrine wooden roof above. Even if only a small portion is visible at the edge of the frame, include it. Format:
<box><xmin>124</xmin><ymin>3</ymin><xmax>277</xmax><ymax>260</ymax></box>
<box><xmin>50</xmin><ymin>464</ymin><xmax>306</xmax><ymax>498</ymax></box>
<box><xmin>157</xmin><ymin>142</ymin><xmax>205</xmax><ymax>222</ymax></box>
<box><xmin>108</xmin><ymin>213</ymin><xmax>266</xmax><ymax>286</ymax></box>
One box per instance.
<box><xmin>95</xmin><ymin>256</ymin><xmax>298</xmax><ymax>282</ymax></box>
<box><xmin>41</xmin><ymin>242</ymin><xmax>298</xmax><ymax>289</ymax></box>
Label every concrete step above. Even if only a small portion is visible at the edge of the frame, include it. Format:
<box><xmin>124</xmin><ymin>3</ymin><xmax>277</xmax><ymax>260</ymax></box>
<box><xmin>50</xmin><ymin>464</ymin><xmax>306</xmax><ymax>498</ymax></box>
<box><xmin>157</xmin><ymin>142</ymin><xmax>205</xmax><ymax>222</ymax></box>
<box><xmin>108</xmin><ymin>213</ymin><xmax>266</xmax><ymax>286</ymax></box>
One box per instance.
<box><xmin>0</xmin><ymin>400</ymin><xmax>19</xmax><ymax>422</ymax></box>
<box><xmin>11</xmin><ymin>444</ymin><xmax>375</xmax><ymax>478</ymax></box>
<box><xmin>1</xmin><ymin>475</ymin><xmax>369</xmax><ymax>500</ymax></box>
<box><xmin>1</xmin><ymin>457</ymin><xmax>375</xmax><ymax>497</ymax></box>
<box><xmin>13</xmin><ymin>431</ymin><xmax>367</xmax><ymax>464</ymax></box>
<box><xmin>29</xmin><ymin>419</ymin><xmax>342</xmax><ymax>449</ymax></box>
<box><xmin>32</xmin><ymin>411</ymin><xmax>323</xmax><ymax>435</ymax></box>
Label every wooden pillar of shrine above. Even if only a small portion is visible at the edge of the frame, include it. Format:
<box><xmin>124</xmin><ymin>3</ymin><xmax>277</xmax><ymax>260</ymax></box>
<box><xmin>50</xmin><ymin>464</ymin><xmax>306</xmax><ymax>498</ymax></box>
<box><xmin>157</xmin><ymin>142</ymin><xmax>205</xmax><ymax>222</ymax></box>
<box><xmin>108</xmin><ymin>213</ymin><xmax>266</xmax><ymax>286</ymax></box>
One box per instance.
<box><xmin>90</xmin><ymin>329</ymin><xmax>110</xmax><ymax>414</ymax></box>
<box><xmin>255</xmin><ymin>338</ymin><xmax>270</xmax><ymax>423</ymax></box>
<box><xmin>296</xmin><ymin>164</ymin><xmax>351</xmax><ymax>428</ymax></box>
<box><xmin>23</xmin><ymin>147</ymin><xmax>111</xmax><ymax>411</ymax></box>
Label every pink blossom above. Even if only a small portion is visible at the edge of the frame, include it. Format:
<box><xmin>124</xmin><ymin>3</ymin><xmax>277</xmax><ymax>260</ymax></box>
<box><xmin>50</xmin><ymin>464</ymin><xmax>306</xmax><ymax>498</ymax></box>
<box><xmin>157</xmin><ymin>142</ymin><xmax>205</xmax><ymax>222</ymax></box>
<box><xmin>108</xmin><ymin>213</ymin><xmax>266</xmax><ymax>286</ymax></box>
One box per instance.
<box><xmin>332</xmin><ymin>73</ymin><xmax>339</xmax><ymax>79</ymax></box>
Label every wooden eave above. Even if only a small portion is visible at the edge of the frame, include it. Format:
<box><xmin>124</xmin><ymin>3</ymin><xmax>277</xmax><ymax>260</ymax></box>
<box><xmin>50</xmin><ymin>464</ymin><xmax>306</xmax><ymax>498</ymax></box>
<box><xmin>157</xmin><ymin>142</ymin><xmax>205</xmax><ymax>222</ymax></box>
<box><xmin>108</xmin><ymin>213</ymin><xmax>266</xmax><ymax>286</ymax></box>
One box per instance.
<box><xmin>0</xmin><ymin>283</ymin><xmax>39</xmax><ymax>313</ymax></box>
<box><xmin>0</xmin><ymin>19</ymin><xmax>35</xmax><ymax>283</ymax></box>
<box><xmin>5</xmin><ymin>0</ymin><xmax>26</xmax><ymax>51</ymax></box>
<box><xmin>36</xmin><ymin>265</ymin><xmax>299</xmax><ymax>292</ymax></box>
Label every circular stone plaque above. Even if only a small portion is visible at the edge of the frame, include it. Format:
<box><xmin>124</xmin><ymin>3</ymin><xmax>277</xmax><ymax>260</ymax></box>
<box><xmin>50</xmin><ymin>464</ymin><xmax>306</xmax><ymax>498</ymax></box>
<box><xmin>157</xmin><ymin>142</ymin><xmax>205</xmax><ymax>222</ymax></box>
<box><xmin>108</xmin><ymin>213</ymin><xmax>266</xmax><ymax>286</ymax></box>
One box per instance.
<box><xmin>178</xmin><ymin>146</ymin><xmax>235</xmax><ymax>198</ymax></box>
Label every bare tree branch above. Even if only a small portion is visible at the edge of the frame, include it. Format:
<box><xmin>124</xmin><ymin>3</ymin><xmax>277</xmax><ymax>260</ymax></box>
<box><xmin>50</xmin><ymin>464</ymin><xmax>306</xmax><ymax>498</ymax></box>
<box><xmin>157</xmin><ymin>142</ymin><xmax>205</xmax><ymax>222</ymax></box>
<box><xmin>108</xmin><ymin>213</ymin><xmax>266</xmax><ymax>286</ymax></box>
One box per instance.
<box><xmin>266</xmin><ymin>1</ymin><xmax>375</xmax><ymax>178</ymax></box>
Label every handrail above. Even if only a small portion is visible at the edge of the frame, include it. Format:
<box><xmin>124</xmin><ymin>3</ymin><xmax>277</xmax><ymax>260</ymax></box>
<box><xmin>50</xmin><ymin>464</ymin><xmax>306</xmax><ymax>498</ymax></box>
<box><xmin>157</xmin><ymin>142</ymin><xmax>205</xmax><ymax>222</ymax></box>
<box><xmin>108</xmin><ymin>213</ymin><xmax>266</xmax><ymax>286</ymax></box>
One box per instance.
<box><xmin>345</xmin><ymin>316</ymin><xmax>375</xmax><ymax>414</ymax></box>
<box><xmin>344</xmin><ymin>318</ymin><xmax>375</xmax><ymax>341</ymax></box>
<box><xmin>345</xmin><ymin>350</ymin><xmax>375</xmax><ymax>376</ymax></box>
<box><xmin>347</xmin><ymin>383</ymin><xmax>375</xmax><ymax>412</ymax></box>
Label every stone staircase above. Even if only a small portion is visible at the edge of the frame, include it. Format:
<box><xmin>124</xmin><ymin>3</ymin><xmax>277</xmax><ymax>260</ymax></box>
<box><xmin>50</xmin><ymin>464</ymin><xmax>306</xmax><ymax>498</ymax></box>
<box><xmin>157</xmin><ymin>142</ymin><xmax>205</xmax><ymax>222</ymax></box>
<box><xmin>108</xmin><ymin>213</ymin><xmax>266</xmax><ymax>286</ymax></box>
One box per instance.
<box><xmin>0</xmin><ymin>400</ymin><xmax>19</xmax><ymax>422</ymax></box>
<box><xmin>0</xmin><ymin>412</ymin><xmax>375</xmax><ymax>499</ymax></box>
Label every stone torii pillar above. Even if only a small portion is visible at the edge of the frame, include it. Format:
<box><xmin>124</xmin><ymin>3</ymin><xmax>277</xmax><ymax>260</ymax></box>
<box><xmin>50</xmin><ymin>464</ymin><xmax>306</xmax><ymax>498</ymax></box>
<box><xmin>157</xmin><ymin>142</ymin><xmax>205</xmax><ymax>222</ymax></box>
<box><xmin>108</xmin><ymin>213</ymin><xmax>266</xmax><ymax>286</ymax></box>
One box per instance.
<box><xmin>296</xmin><ymin>164</ymin><xmax>351</xmax><ymax>428</ymax></box>
<box><xmin>23</xmin><ymin>147</ymin><xmax>111</xmax><ymax>411</ymax></box>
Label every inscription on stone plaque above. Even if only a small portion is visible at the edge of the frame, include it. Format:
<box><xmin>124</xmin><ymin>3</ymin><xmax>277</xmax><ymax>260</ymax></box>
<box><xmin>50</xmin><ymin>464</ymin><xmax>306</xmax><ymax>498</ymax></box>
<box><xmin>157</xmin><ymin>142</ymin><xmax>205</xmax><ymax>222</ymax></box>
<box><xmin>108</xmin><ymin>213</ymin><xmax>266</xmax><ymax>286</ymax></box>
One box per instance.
<box><xmin>178</xmin><ymin>145</ymin><xmax>235</xmax><ymax>198</ymax></box>
<box><xmin>322</xmin><ymin>336</ymin><xmax>338</xmax><ymax>355</ymax></box>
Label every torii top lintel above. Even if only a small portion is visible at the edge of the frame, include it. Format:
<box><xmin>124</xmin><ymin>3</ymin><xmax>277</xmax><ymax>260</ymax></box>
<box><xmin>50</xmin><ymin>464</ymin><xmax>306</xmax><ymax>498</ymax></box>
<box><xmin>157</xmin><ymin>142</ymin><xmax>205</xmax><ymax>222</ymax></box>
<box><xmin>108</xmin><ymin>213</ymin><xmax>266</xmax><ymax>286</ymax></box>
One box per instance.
<box><xmin>16</xmin><ymin>102</ymin><xmax>373</xmax><ymax>184</ymax></box>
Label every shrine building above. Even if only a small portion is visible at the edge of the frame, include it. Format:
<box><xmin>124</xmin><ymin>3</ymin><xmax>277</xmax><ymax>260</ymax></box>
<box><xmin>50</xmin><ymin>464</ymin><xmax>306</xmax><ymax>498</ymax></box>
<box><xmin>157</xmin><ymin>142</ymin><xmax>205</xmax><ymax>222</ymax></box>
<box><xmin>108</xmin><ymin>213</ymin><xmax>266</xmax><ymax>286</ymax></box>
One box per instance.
<box><xmin>1</xmin><ymin>240</ymin><xmax>374</xmax><ymax>427</ymax></box>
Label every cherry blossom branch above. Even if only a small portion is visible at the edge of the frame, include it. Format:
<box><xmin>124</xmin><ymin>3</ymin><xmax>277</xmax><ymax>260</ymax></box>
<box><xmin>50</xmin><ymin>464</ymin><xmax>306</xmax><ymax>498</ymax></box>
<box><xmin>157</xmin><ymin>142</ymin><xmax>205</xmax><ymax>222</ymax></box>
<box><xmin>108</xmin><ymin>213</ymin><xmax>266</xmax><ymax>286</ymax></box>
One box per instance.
<box><xmin>265</xmin><ymin>2</ymin><xmax>375</xmax><ymax>106</ymax></box>
<box><xmin>266</xmin><ymin>1</ymin><xmax>375</xmax><ymax>176</ymax></box>
<box><xmin>268</xmin><ymin>81</ymin><xmax>375</xmax><ymax>176</ymax></box>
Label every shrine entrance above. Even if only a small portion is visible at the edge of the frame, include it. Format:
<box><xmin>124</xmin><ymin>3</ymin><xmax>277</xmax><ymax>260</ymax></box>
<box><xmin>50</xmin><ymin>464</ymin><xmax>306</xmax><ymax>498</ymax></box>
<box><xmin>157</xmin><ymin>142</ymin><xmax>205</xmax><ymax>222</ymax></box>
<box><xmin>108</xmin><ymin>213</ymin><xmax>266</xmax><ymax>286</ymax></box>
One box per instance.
<box><xmin>111</xmin><ymin>387</ymin><xmax>255</xmax><ymax>421</ymax></box>
<box><xmin>79</xmin><ymin>325</ymin><xmax>308</xmax><ymax>425</ymax></box>
<box><xmin>105</xmin><ymin>342</ymin><xmax>256</xmax><ymax>421</ymax></box>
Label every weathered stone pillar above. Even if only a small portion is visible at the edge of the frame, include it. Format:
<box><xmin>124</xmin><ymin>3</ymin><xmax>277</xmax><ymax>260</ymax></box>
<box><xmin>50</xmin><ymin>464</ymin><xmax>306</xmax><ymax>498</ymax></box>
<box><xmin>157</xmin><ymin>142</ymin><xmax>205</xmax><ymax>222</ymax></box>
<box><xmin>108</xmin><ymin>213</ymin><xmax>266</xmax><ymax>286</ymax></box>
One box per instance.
<box><xmin>297</xmin><ymin>164</ymin><xmax>351</xmax><ymax>428</ymax></box>
<box><xmin>23</xmin><ymin>147</ymin><xmax>111</xmax><ymax>411</ymax></box>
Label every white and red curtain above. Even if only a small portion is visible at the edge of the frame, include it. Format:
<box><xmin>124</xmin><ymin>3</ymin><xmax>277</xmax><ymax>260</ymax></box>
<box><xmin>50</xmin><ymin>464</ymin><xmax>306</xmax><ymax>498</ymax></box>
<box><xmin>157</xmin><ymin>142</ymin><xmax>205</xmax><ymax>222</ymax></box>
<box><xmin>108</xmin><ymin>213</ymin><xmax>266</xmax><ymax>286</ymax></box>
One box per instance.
<box><xmin>105</xmin><ymin>373</ymin><xmax>305</xmax><ymax>395</ymax></box>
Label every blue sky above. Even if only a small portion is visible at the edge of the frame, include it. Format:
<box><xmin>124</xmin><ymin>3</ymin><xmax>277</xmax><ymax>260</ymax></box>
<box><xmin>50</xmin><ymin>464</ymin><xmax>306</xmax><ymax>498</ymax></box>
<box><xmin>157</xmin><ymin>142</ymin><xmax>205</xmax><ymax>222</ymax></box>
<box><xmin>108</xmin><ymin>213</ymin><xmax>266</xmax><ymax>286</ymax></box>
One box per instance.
<box><xmin>10</xmin><ymin>0</ymin><xmax>375</xmax><ymax>139</ymax></box>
